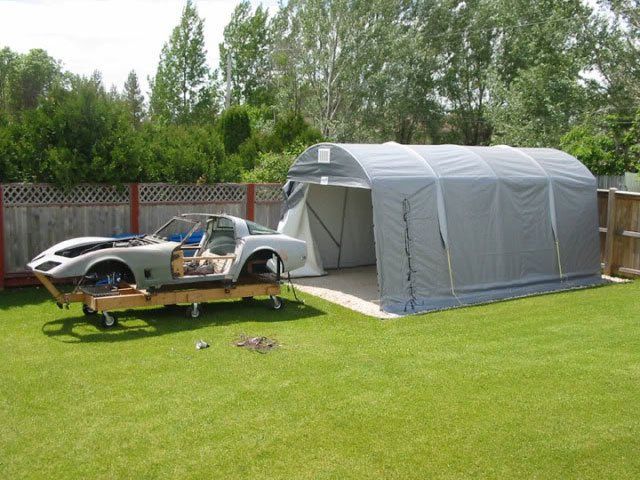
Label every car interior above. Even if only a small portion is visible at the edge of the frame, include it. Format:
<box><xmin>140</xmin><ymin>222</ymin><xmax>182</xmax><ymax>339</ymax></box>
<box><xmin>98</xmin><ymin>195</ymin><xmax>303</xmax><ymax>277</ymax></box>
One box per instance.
<box><xmin>171</xmin><ymin>216</ymin><xmax>237</xmax><ymax>278</ymax></box>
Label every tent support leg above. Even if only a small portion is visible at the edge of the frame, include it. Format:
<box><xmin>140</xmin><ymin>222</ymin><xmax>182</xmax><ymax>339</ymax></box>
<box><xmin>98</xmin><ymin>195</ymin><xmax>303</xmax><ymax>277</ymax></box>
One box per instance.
<box><xmin>306</xmin><ymin>202</ymin><xmax>341</xmax><ymax>248</ymax></box>
<box><xmin>336</xmin><ymin>188</ymin><xmax>349</xmax><ymax>269</ymax></box>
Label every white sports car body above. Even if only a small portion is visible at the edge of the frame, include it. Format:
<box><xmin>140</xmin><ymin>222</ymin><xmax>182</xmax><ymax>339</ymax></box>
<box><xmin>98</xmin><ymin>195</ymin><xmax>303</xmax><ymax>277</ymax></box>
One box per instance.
<box><xmin>27</xmin><ymin>214</ymin><xmax>307</xmax><ymax>289</ymax></box>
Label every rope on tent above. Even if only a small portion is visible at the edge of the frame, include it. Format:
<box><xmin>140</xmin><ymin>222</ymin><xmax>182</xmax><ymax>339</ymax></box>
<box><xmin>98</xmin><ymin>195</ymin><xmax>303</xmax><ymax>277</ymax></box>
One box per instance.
<box><xmin>555</xmin><ymin>240</ymin><xmax>564</xmax><ymax>282</ymax></box>
<box><xmin>402</xmin><ymin>198</ymin><xmax>418</xmax><ymax>312</ymax></box>
<box><xmin>446</xmin><ymin>247</ymin><xmax>463</xmax><ymax>305</ymax></box>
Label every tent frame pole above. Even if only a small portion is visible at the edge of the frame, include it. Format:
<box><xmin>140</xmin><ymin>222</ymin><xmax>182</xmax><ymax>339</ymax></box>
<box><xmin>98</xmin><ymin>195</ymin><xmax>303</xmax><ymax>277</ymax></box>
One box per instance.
<box><xmin>306</xmin><ymin>202</ymin><xmax>341</xmax><ymax>248</ymax></box>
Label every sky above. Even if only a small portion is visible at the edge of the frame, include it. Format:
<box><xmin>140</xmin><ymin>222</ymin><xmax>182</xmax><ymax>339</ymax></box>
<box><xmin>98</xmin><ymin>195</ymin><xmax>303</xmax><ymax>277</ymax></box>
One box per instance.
<box><xmin>0</xmin><ymin>0</ymin><xmax>279</xmax><ymax>94</ymax></box>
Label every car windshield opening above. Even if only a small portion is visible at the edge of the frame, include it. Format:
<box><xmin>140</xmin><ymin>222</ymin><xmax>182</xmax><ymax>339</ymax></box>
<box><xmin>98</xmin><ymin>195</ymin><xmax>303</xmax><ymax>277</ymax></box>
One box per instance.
<box><xmin>153</xmin><ymin>217</ymin><xmax>202</xmax><ymax>244</ymax></box>
<box><xmin>246</xmin><ymin>220</ymin><xmax>278</xmax><ymax>235</ymax></box>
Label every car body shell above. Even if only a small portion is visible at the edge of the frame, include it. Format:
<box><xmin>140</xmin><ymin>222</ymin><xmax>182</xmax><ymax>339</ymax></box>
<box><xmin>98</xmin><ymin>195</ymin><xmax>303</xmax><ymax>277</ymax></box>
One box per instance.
<box><xmin>27</xmin><ymin>214</ymin><xmax>307</xmax><ymax>289</ymax></box>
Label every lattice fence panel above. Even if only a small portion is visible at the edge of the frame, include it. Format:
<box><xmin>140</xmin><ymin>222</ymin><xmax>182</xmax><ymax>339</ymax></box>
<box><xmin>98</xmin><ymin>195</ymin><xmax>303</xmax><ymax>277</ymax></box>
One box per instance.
<box><xmin>139</xmin><ymin>183</ymin><xmax>246</xmax><ymax>204</ymax></box>
<box><xmin>256</xmin><ymin>184</ymin><xmax>284</xmax><ymax>203</ymax></box>
<box><xmin>2</xmin><ymin>183</ymin><xmax>129</xmax><ymax>206</ymax></box>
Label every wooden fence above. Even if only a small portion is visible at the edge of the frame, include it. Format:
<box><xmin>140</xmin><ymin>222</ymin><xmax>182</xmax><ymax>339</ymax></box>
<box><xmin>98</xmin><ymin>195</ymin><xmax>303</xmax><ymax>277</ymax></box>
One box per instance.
<box><xmin>0</xmin><ymin>183</ymin><xmax>284</xmax><ymax>288</ymax></box>
<box><xmin>598</xmin><ymin>188</ymin><xmax>640</xmax><ymax>277</ymax></box>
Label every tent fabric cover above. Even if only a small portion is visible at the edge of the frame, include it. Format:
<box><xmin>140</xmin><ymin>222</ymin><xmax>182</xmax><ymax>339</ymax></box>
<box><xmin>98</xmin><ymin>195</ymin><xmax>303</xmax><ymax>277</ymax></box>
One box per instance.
<box><xmin>278</xmin><ymin>142</ymin><xmax>602</xmax><ymax>315</ymax></box>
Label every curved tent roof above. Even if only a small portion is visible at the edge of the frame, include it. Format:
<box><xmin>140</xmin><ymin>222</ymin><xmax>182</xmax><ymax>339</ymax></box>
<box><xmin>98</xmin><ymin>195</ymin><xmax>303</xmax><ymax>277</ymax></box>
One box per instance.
<box><xmin>287</xmin><ymin>142</ymin><xmax>595</xmax><ymax>188</ymax></box>
<box><xmin>281</xmin><ymin>142</ymin><xmax>601</xmax><ymax>315</ymax></box>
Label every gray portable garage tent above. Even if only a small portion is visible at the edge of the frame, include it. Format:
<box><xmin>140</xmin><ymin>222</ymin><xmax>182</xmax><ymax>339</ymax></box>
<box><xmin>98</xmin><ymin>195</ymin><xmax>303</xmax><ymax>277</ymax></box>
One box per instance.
<box><xmin>278</xmin><ymin>142</ymin><xmax>602</xmax><ymax>314</ymax></box>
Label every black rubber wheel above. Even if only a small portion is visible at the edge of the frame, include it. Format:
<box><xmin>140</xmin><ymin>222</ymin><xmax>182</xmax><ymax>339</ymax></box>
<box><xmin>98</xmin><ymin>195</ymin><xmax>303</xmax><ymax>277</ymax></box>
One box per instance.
<box><xmin>82</xmin><ymin>304</ymin><xmax>97</xmax><ymax>316</ymax></box>
<box><xmin>242</xmin><ymin>296</ymin><xmax>253</xmax><ymax>302</ymax></box>
<box><xmin>186</xmin><ymin>304</ymin><xmax>202</xmax><ymax>318</ymax></box>
<box><xmin>270</xmin><ymin>295</ymin><xmax>284</xmax><ymax>310</ymax></box>
<box><xmin>101</xmin><ymin>311</ymin><xmax>118</xmax><ymax>328</ymax></box>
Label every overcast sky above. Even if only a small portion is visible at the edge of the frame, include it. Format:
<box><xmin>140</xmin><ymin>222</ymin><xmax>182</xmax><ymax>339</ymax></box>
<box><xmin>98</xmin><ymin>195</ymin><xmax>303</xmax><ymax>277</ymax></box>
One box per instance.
<box><xmin>0</xmin><ymin>0</ymin><xmax>278</xmax><ymax>94</ymax></box>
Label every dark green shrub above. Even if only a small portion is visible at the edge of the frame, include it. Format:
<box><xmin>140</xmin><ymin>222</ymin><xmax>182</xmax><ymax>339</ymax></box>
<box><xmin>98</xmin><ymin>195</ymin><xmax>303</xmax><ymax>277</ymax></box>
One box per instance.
<box><xmin>216</xmin><ymin>105</ymin><xmax>251</xmax><ymax>154</ymax></box>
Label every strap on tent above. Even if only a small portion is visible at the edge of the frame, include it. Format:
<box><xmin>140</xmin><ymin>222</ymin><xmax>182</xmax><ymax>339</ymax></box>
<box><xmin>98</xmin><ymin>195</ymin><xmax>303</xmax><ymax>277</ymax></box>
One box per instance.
<box><xmin>336</xmin><ymin>188</ymin><xmax>349</xmax><ymax>269</ymax></box>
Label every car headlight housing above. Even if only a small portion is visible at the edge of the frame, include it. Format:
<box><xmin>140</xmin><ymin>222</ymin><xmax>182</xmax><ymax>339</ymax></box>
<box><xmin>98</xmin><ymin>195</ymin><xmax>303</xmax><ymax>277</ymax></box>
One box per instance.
<box><xmin>35</xmin><ymin>261</ymin><xmax>61</xmax><ymax>272</ymax></box>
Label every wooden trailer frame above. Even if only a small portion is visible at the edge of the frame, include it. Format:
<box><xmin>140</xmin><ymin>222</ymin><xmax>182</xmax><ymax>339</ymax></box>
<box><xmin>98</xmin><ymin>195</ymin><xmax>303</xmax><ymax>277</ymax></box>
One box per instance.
<box><xmin>34</xmin><ymin>272</ymin><xmax>283</xmax><ymax>328</ymax></box>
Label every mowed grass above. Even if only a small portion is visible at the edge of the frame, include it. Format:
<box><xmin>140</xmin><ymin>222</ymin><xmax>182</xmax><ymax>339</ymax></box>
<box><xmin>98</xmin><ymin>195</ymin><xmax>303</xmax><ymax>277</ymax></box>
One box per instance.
<box><xmin>0</xmin><ymin>281</ymin><xmax>639</xmax><ymax>479</ymax></box>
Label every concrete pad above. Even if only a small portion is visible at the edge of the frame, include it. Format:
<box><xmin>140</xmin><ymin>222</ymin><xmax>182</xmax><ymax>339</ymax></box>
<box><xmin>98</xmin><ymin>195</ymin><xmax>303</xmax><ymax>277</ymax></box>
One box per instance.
<box><xmin>293</xmin><ymin>266</ymin><xmax>398</xmax><ymax>318</ymax></box>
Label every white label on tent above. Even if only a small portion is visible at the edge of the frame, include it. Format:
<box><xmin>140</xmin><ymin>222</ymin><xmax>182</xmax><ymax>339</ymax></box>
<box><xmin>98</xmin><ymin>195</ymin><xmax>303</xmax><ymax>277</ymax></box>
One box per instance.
<box><xmin>320</xmin><ymin>176</ymin><xmax>329</xmax><ymax>185</ymax></box>
<box><xmin>318</xmin><ymin>148</ymin><xmax>331</xmax><ymax>164</ymax></box>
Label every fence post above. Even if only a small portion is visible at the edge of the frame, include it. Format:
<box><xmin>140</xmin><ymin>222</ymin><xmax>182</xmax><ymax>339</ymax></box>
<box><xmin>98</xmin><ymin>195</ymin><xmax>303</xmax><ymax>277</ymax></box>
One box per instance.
<box><xmin>246</xmin><ymin>183</ymin><xmax>256</xmax><ymax>221</ymax></box>
<box><xmin>603</xmin><ymin>187</ymin><xmax>618</xmax><ymax>275</ymax></box>
<box><xmin>130</xmin><ymin>183</ymin><xmax>140</xmax><ymax>234</ymax></box>
<box><xmin>0</xmin><ymin>185</ymin><xmax>4</xmax><ymax>290</ymax></box>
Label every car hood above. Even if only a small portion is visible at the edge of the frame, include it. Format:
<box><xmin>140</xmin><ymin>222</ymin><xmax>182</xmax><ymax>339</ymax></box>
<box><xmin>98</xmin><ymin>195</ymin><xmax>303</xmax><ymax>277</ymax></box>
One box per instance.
<box><xmin>30</xmin><ymin>237</ymin><xmax>116</xmax><ymax>263</ymax></box>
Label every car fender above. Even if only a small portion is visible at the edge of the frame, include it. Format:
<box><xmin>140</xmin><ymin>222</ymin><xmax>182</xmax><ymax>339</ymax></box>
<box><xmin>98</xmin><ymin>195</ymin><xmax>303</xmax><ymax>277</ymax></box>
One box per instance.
<box><xmin>83</xmin><ymin>255</ymin><xmax>139</xmax><ymax>282</ymax></box>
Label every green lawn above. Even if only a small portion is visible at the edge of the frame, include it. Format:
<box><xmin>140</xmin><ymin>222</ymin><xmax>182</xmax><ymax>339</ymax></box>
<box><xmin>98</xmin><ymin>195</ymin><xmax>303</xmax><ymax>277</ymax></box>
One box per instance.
<box><xmin>1</xmin><ymin>282</ymin><xmax>639</xmax><ymax>479</ymax></box>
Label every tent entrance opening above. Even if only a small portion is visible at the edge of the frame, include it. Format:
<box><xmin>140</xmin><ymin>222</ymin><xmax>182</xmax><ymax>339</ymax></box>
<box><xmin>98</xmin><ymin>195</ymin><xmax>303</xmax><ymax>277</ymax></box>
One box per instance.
<box><xmin>306</xmin><ymin>184</ymin><xmax>376</xmax><ymax>270</ymax></box>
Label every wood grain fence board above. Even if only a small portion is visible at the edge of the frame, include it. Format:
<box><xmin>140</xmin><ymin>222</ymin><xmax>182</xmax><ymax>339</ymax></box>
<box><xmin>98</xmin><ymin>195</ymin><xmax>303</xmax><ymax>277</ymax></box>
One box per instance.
<box><xmin>598</xmin><ymin>188</ymin><xmax>640</xmax><ymax>277</ymax></box>
<box><xmin>603</xmin><ymin>188</ymin><xmax>617</xmax><ymax>275</ymax></box>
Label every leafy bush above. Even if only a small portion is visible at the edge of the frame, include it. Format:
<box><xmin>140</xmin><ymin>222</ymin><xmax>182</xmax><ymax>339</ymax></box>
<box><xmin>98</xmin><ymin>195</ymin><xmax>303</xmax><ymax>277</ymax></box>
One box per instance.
<box><xmin>242</xmin><ymin>143</ymin><xmax>307</xmax><ymax>183</ymax></box>
<box><xmin>267</xmin><ymin>112</ymin><xmax>322</xmax><ymax>152</ymax></box>
<box><xmin>0</xmin><ymin>77</ymin><xmax>144</xmax><ymax>188</ymax></box>
<box><xmin>142</xmin><ymin>124</ymin><xmax>226</xmax><ymax>183</ymax></box>
<box><xmin>216</xmin><ymin>105</ymin><xmax>251</xmax><ymax>154</ymax></box>
<box><xmin>560</xmin><ymin>113</ymin><xmax>640</xmax><ymax>175</ymax></box>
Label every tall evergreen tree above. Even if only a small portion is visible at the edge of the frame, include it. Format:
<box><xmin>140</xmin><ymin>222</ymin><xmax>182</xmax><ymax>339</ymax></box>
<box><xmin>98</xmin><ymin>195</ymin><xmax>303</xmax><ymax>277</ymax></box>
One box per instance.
<box><xmin>149</xmin><ymin>0</ymin><xmax>212</xmax><ymax>124</ymax></box>
<box><xmin>123</xmin><ymin>70</ymin><xmax>145</xmax><ymax>127</ymax></box>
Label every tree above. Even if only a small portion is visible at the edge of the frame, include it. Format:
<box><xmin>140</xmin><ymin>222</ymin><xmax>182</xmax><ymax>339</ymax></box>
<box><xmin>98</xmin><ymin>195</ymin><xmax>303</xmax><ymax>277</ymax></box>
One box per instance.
<box><xmin>216</xmin><ymin>105</ymin><xmax>251</xmax><ymax>154</ymax></box>
<box><xmin>0</xmin><ymin>48</ymin><xmax>60</xmax><ymax>116</ymax></box>
<box><xmin>0</xmin><ymin>47</ymin><xmax>18</xmax><ymax>115</ymax></box>
<box><xmin>489</xmin><ymin>0</ymin><xmax>597</xmax><ymax>146</ymax></box>
<box><xmin>1</xmin><ymin>74</ymin><xmax>145</xmax><ymax>188</ymax></box>
<box><xmin>417</xmin><ymin>0</ymin><xmax>496</xmax><ymax>145</ymax></box>
<box><xmin>271</xmin><ymin>0</ymin><xmax>407</xmax><ymax>139</ymax></box>
<box><xmin>149</xmin><ymin>0</ymin><xmax>212</xmax><ymax>124</ymax></box>
<box><xmin>219</xmin><ymin>1</ymin><xmax>273</xmax><ymax>106</ymax></box>
<box><xmin>590</xmin><ymin>1</ymin><xmax>640</xmax><ymax>115</ymax></box>
<box><xmin>123</xmin><ymin>70</ymin><xmax>145</xmax><ymax>127</ymax></box>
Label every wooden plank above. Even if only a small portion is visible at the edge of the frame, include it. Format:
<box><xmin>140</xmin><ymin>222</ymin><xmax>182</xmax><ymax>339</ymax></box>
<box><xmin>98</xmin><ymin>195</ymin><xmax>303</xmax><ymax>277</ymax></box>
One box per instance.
<box><xmin>183</xmin><ymin>255</ymin><xmax>236</xmax><ymax>262</ymax></box>
<box><xmin>603</xmin><ymin>188</ymin><xmax>617</xmax><ymax>275</ymax></box>
<box><xmin>621</xmin><ymin>230</ymin><xmax>640</xmax><ymax>239</ymax></box>
<box><xmin>618</xmin><ymin>267</ymin><xmax>640</xmax><ymax>276</ymax></box>
<box><xmin>616</xmin><ymin>196</ymin><xmax>634</xmax><ymax>276</ymax></box>
<box><xmin>130</xmin><ymin>183</ymin><xmax>140</xmax><ymax>233</ymax></box>
<box><xmin>246</xmin><ymin>183</ymin><xmax>255</xmax><ymax>220</ymax></box>
<box><xmin>34</xmin><ymin>272</ymin><xmax>63</xmax><ymax>300</ymax></box>
<box><xmin>33</xmin><ymin>272</ymin><xmax>84</xmax><ymax>303</ymax></box>
<box><xmin>89</xmin><ymin>282</ymin><xmax>280</xmax><ymax>311</ymax></box>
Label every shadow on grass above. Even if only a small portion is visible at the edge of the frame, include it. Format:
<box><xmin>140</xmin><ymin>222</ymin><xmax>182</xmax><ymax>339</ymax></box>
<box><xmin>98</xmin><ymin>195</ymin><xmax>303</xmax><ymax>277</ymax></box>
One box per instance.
<box><xmin>42</xmin><ymin>297</ymin><xmax>325</xmax><ymax>343</ymax></box>
<box><xmin>0</xmin><ymin>287</ymin><xmax>53</xmax><ymax>310</ymax></box>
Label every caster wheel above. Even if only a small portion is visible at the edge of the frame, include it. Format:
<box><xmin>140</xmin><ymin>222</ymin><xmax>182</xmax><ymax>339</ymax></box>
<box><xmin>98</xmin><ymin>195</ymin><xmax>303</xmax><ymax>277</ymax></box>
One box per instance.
<box><xmin>186</xmin><ymin>303</ymin><xmax>202</xmax><ymax>318</ymax></box>
<box><xmin>269</xmin><ymin>295</ymin><xmax>284</xmax><ymax>310</ymax></box>
<box><xmin>82</xmin><ymin>304</ymin><xmax>97</xmax><ymax>316</ymax></box>
<box><xmin>101</xmin><ymin>311</ymin><xmax>118</xmax><ymax>328</ymax></box>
